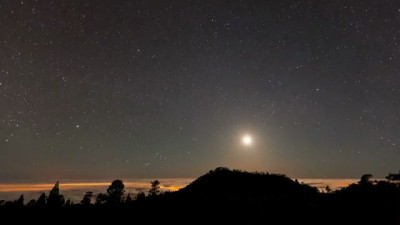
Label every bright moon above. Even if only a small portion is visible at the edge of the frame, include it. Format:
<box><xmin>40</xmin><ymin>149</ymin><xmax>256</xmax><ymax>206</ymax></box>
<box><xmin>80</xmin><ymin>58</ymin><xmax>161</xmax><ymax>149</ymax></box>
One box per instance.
<box><xmin>241</xmin><ymin>135</ymin><xmax>253</xmax><ymax>146</ymax></box>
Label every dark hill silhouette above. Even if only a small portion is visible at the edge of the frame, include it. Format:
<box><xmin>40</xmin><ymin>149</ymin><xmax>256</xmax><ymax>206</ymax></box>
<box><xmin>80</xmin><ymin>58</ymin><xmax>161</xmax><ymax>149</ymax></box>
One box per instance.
<box><xmin>139</xmin><ymin>167</ymin><xmax>322</xmax><ymax>224</ymax></box>
<box><xmin>180</xmin><ymin>167</ymin><xmax>318</xmax><ymax>200</ymax></box>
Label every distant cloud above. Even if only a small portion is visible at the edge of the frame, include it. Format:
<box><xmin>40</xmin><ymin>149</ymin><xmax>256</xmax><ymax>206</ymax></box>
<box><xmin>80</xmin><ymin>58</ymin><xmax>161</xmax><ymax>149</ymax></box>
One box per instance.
<box><xmin>298</xmin><ymin>179</ymin><xmax>358</xmax><ymax>191</ymax></box>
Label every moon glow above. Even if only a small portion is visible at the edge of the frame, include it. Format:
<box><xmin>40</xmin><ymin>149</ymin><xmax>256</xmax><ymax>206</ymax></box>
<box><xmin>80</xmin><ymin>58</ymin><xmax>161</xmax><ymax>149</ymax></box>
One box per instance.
<box><xmin>241</xmin><ymin>135</ymin><xmax>253</xmax><ymax>146</ymax></box>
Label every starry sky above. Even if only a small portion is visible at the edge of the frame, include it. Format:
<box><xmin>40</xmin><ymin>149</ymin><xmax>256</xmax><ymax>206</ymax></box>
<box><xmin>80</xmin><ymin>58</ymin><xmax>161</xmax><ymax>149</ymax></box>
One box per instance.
<box><xmin>1</xmin><ymin>0</ymin><xmax>399</xmax><ymax>181</ymax></box>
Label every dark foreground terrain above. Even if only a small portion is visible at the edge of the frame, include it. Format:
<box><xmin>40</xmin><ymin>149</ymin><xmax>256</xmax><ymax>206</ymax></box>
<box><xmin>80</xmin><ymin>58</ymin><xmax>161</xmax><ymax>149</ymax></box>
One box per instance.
<box><xmin>1</xmin><ymin>168</ymin><xmax>400</xmax><ymax>224</ymax></box>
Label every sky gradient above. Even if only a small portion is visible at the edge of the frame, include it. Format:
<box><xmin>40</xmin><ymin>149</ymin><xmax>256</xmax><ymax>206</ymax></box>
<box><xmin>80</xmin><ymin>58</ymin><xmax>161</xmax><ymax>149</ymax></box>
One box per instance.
<box><xmin>1</xmin><ymin>0</ymin><xmax>399</xmax><ymax>181</ymax></box>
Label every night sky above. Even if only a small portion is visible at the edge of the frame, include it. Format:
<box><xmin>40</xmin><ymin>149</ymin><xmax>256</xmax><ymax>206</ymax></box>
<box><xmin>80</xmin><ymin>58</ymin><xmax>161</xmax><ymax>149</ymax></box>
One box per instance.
<box><xmin>1</xmin><ymin>0</ymin><xmax>400</xmax><ymax>181</ymax></box>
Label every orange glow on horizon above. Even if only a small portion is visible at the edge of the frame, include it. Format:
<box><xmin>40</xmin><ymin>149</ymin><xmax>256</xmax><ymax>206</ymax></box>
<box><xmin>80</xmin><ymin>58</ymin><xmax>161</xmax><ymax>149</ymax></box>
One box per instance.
<box><xmin>0</xmin><ymin>178</ymin><xmax>362</xmax><ymax>195</ymax></box>
<box><xmin>0</xmin><ymin>183</ymin><xmax>111</xmax><ymax>192</ymax></box>
<box><xmin>0</xmin><ymin>179</ymin><xmax>193</xmax><ymax>193</ymax></box>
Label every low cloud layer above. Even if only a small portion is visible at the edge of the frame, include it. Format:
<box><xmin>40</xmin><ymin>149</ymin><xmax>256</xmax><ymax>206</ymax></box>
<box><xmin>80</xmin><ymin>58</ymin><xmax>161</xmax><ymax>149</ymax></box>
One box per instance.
<box><xmin>0</xmin><ymin>178</ymin><xmax>194</xmax><ymax>202</ymax></box>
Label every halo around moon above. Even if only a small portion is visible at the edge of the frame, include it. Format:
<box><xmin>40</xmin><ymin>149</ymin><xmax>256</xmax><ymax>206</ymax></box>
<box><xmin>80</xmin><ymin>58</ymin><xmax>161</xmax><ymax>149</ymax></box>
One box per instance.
<box><xmin>241</xmin><ymin>134</ymin><xmax>253</xmax><ymax>146</ymax></box>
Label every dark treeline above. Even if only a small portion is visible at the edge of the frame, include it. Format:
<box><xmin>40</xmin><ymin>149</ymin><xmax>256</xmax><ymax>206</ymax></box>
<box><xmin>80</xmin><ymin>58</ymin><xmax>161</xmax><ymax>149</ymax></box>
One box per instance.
<box><xmin>1</xmin><ymin>167</ymin><xmax>400</xmax><ymax>224</ymax></box>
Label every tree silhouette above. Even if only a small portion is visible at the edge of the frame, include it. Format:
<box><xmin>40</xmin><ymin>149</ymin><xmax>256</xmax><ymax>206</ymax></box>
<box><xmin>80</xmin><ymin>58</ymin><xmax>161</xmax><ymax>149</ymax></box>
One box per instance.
<box><xmin>125</xmin><ymin>192</ymin><xmax>133</xmax><ymax>203</ymax></box>
<box><xmin>16</xmin><ymin>194</ymin><xmax>24</xmax><ymax>207</ymax></box>
<box><xmin>136</xmin><ymin>191</ymin><xmax>146</xmax><ymax>200</ymax></box>
<box><xmin>47</xmin><ymin>181</ymin><xmax>65</xmax><ymax>207</ymax></box>
<box><xmin>106</xmin><ymin>180</ymin><xmax>125</xmax><ymax>204</ymax></box>
<box><xmin>65</xmin><ymin>199</ymin><xmax>72</xmax><ymax>206</ymax></box>
<box><xmin>149</xmin><ymin>180</ymin><xmax>160</xmax><ymax>196</ymax></box>
<box><xmin>81</xmin><ymin>191</ymin><xmax>93</xmax><ymax>205</ymax></box>
<box><xmin>95</xmin><ymin>193</ymin><xmax>108</xmax><ymax>205</ymax></box>
<box><xmin>359</xmin><ymin>174</ymin><xmax>373</xmax><ymax>185</ymax></box>
<box><xmin>36</xmin><ymin>193</ymin><xmax>47</xmax><ymax>206</ymax></box>
<box><xmin>325</xmin><ymin>185</ymin><xmax>332</xmax><ymax>193</ymax></box>
<box><xmin>26</xmin><ymin>199</ymin><xmax>36</xmax><ymax>207</ymax></box>
<box><xmin>386</xmin><ymin>171</ymin><xmax>400</xmax><ymax>183</ymax></box>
